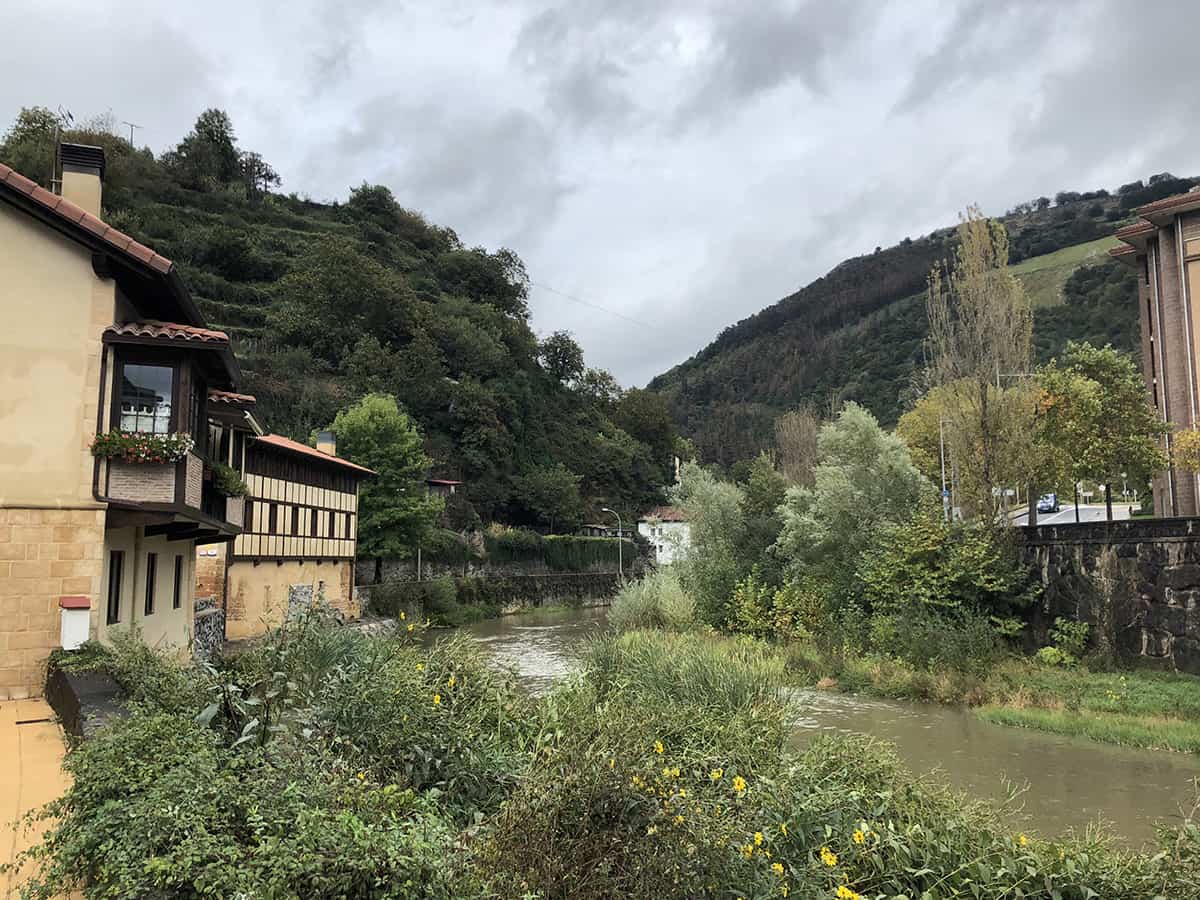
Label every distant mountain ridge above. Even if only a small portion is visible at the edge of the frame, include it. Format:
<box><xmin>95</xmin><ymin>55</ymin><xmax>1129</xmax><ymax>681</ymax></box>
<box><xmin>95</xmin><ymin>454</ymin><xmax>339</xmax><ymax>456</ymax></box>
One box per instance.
<box><xmin>648</xmin><ymin>175</ymin><xmax>1197</xmax><ymax>467</ymax></box>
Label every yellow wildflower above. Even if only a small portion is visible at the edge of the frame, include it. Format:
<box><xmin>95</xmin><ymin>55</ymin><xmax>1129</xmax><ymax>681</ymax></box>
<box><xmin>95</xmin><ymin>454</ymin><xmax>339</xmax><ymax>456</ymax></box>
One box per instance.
<box><xmin>710</xmin><ymin>768</ymin><xmax>723</xmax><ymax>781</ymax></box>
<box><xmin>407</xmin><ymin>623</ymin><xmax>415</xmax><ymax>634</ymax></box>
<box><xmin>447</xmin><ymin>675</ymin><xmax>456</xmax><ymax>688</ymax></box>
<box><xmin>356</xmin><ymin>771</ymin><xmax>365</xmax><ymax>780</ymax></box>
<box><xmin>678</xmin><ymin>788</ymin><xmax>687</xmax><ymax>798</ymax></box>
<box><xmin>852</xmin><ymin>829</ymin><xmax>866</xmax><ymax>845</ymax></box>
<box><xmin>646</xmin><ymin>825</ymin><xmax>658</xmax><ymax>835</ymax></box>
<box><xmin>771</xmin><ymin>862</ymin><xmax>784</xmax><ymax>876</ymax></box>
<box><xmin>835</xmin><ymin>887</ymin><xmax>860</xmax><ymax>900</ymax></box>
<box><xmin>433</xmin><ymin>693</ymin><xmax>442</xmax><ymax>706</ymax></box>
<box><xmin>820</xmin><ymin>846</ymin><xmax>837</xmax><ymax>867</ymax></box>
<box><xmin>754</xmin><ymin>831</ymin><xmax>764</xmax><ymax>846</ymax></box>
<box><xmin>732</xmin><ymin>775</ymin><xmax>747</xmax><ymax>793</ymax></box>
<box><xmin>416</xmin><ymin>663</ymin><xmax>425</xmax><ymax>672</ymax></box>
<box><xmin>780</xmin><ymin>822</ymin><xmax>788</xmax><ymax>837</ymax></box>
<box><xmin>741</xmin><ymin>844</ymin><xmax>755</xmax><ymax>860</ymax></box>
<box><xmin>400</xmin><ymin>611</ymin><xmax>406</xmax><ymax>620</ymax></box>
<box><xmin>654</xmin><ymin>740</ymin><xmax>664</xmax><ymax>754</ymax></box>
<box><xmin>674</xmin><ymin>814</ymin><xmax>684</xmax><ymax>825</ymax></box>
<box><xmin>609</xmin><ymin>758</ymin><xmax>615</xmax><ymax>770</ymax></box>
<box><xmin>1018</xmin><ymin>833</ymin><xmax>1029</xmax><ymax>847</ymax></box>
<box><xmin>781</xmin><ymin>887</ymin><xmax>789</xmax><ymax>898</ymax></box>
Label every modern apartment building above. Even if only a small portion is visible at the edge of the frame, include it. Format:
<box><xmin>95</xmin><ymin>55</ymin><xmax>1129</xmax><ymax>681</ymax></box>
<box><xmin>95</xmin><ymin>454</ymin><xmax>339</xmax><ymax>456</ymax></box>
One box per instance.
<box><xmin>1113</xmin><ymin>188</ymin><xmax>1200</xmax><ymax>516</ymax></box>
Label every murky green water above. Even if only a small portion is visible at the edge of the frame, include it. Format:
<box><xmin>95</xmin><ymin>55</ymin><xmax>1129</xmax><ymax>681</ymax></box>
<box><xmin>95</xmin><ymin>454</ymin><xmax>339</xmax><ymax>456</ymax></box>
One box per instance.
<box><xmin>459</xmin><ymin>605</ymin><xmax>1200</xmax><ymax>846</ymax></box>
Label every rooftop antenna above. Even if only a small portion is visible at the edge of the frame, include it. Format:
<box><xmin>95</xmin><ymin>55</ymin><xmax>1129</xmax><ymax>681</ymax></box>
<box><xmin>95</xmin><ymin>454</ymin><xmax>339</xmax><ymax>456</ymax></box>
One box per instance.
<box><xmin>49</xmin><ymin>106</ymin><xmax>74</xmax><ymax>194</ymax></box>
<box><xmin>121</xmin><ymin>120</ymin><xmax>142</xmax><ymax>145</ymax></box>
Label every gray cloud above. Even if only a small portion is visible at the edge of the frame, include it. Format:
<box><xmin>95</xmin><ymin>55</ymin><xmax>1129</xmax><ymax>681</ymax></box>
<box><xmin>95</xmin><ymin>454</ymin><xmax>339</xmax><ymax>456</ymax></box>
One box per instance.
<box><xmin>1</xmin><ymin>0</ymin><xmax>1198</xmax><ymax>389</ymax></box>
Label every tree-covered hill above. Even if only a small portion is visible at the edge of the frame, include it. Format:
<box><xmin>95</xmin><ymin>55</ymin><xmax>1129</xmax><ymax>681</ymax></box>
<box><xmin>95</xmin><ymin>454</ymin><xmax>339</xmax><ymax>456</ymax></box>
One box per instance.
<box><xmin>649</xmin><ymin>178</ymin><xmax>1194</xmax><ymax>467</ymax></box>
<box><xmin>1</xmin><ymin>107</ymin><xmax>678</xmax><ymax>527</ymax></box>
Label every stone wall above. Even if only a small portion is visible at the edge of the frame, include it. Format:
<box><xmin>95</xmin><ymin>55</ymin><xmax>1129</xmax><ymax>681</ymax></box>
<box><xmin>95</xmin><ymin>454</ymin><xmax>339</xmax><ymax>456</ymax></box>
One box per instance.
<box><xmin>1019</xmin><ymin>517</ymin><xmax>1200</xmax><ymax>672</ymax></box>
<box><xmin>359</xmin><ymin>571</ymin><xmax>620</xmax><ymax>618</ymax></box>
<box><xmin>0</xmin><ymin>507</ymin><xmax>106</xmax><ymax>699</ymax></box>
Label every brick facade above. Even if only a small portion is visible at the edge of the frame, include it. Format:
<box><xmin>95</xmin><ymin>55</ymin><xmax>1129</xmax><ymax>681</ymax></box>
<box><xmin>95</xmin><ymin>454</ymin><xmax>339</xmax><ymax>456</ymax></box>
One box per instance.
<box><xmin>0</xmin><ymin>508</ymin><xmax>105</xmax><ymax>700</ymax></box>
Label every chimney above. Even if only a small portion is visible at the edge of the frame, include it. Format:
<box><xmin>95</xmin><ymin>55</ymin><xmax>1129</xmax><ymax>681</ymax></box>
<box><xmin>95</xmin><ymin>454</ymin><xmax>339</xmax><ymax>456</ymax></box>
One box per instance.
<box><xmin>59</xmin><ymin>143</ymin><xmax>105</xmax><ymax>217</ymax></box>
<box><xmin>316</xmin><ymin>430</ymin><xmax>337</xmax><ymax>456</ymax></box>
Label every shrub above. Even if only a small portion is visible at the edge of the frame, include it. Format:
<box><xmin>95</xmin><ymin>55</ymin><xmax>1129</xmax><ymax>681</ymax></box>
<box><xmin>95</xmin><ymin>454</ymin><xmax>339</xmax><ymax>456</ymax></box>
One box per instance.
<box><xmin>208</xmin><ymin>460</ymin><xmax>248</xmax><ymax>497</ymax></box>
<box><xmin>16</xmin><ymin>712</ymin><xmax>467</xmax><ymax>899</ymax></box>
<box><xmin>1051</xmin><ymin>616</ymin><xmax>1090</xmax><ymax>659</ymax></box>
<box><xmin>608</xmin><ymin>569</ymin><xmax>695</xmax><ymax>632</ymax></box>
<box><xmin>867</xmin><ymin>608</ymin><xmax>1003</xmax><ymax>673</ymax></box>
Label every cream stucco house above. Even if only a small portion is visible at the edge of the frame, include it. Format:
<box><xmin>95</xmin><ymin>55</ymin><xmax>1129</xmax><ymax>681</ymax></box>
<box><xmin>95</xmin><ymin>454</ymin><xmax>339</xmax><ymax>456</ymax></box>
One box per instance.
<box><xmin>0</xmin><ymin>144</ymin><xmax>252</xmax><ymax>698</ymax></box>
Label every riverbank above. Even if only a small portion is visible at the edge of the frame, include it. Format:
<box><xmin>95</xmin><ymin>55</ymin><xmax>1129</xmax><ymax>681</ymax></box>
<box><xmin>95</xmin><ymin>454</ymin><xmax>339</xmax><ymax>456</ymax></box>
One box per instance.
<box><xmin>784</xmin><ymin>640</ymin><xmax>1200</xmax><ymax>753</ymax></box>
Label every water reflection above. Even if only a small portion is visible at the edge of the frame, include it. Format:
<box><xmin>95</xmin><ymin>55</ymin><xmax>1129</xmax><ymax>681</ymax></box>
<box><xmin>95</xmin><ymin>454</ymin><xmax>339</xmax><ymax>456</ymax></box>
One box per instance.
<box><xmin>459</xmin><ymin>606</ymin><xmax>1200</xmax><ymax>845</ymax></box>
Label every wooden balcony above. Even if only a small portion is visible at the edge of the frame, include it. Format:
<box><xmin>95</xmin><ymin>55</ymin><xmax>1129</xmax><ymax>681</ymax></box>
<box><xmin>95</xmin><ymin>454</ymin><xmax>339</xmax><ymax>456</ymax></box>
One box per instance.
<box><xmin>103</xmin><ymin>452</ymin><xmax>244</xmax><ymax>542</ymax></box>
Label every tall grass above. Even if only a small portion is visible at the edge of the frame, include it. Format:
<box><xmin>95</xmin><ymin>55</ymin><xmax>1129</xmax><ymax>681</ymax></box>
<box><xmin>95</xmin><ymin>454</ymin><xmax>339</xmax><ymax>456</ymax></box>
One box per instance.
<box><xmin>585</xmin><ymin>628</ymin><xmax>784</xmax><ymax>711</ymax></box>
<box><xmin>607</xmin><ymin>568</ymin><xmax>695</xmax><ymax>632</ymax></box>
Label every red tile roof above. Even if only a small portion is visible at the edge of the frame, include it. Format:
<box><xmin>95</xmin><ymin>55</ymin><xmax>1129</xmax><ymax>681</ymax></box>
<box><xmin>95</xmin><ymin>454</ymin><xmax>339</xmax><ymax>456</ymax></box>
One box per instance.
<box><xmin>1136</xmin><ymin>189</ymin><xmax>1200</xmax><ymax>216</ymax></box>
<box><xmin>254</xmin><ymin>434</ymin><xmax>375</xmax><ymax>476</ymax></box>
<box><xmin>0</xmin><ymin>162</ymin><xmax>172</xmax><ymax>274</ymax></box>
<box><xmin>1114</xmin><ymin>220</ymin><xmax>1154</xmax><ymax>239</ymax></box>
<box><xmin>208</xmin><ymin>388</ymin><xmax>257</xmax><ymax>406</ymax></box>
<box><xmin>641</xmin><ymin>505</ymin><xmax>689</xmax><ymax>522</ymax></box>
<box><xmin>105</xmin><ymin>321</ymin><xmax>229</xmax><ymax>344</ymax></box>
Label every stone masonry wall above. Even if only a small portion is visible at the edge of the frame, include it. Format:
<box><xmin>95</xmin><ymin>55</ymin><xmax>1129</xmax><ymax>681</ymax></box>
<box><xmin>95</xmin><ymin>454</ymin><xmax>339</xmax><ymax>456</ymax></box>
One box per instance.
<box><xmin>0</xmin><ymin>507</ymin><xmax>106</xmax><ymax>699</ymax></box>
<box><xmin>1019</xmin><ymin>517</ymin><xmax>1200</xmax><ymax>673</ymax></box>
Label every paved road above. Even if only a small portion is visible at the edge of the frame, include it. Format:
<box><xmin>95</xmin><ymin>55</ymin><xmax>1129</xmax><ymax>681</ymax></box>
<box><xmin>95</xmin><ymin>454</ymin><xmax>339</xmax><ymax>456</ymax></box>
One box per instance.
<box><xmin>1010</xmin><ymin>503</ymin><xmax>1133</xmax><ymax>526</ymax></box>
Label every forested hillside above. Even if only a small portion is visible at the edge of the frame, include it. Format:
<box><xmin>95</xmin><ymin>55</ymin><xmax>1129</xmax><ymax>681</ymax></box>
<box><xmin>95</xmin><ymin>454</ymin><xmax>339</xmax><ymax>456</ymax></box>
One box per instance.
<box><xmin>1</xmin><ymin>107</ymin><xmax>679</xmax><ymax>526</ymax></box>
<box><xmin>649</xmin><ymin>178</ymin><xmax>1195</xmax><ymax>467</ymax></box>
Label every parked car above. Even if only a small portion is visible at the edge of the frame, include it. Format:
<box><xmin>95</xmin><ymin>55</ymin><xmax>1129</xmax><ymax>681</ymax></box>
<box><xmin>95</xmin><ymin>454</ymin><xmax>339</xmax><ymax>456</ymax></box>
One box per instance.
<box><xmin>1037</xmin><ymin>493</ymin><xmax>1060</xmax><ymax>513</ymax></box>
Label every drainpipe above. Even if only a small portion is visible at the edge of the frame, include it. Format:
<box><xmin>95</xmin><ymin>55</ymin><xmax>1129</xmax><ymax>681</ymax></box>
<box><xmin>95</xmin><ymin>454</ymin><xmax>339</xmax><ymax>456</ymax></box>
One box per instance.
<box><xmin>1176</xmin><ymin>220</ymin><xmax>1198</xmax><ymax>512</ymax></box>
<box><xmin>1150</xmin><ymin>242</ymin><xmax>1176</xmax><ymax>516</ymax></box>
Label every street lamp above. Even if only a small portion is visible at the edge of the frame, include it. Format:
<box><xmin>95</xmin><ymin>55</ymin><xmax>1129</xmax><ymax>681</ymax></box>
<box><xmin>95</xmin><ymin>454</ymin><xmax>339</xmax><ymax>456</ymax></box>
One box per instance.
<box><xmin>601</xmin><ymin>507</ymin><xmax>623</xmax><ymax>583</ymax></box>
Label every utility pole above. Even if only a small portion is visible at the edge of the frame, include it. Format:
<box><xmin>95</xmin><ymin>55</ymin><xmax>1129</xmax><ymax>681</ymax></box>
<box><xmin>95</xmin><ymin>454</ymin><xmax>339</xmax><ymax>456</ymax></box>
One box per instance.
<box><xmin>601</xmin><ymin>507</ymin><xmax>623</xmax><ymax>583</ymax></box>
<box><xmin>939</xmin><ymin>416</ymin><xmax>949</xmax><ymax>522</ymax></box>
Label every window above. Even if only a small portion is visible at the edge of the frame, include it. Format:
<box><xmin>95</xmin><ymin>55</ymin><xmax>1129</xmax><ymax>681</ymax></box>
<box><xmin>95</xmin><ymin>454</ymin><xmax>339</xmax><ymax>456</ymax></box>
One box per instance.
<box><xmin>144</xmin><ymin>553</ymin><xmax>157</xmax><ymax>615</ymax></box>
<box><xmin>292</xmin><ymin>506</ymin><xmax>301</xmax><ymax>535</ymax></box>
<box><xmin>106</xmin><ymin>550</ymin><xmax>124</xmax><ymax>625</ymax></box>
<box><xmin>173</xmin><ymin>555</ymin><xmax>183</xmax><ymax>610</ymax></box>
<box><xmin>269</xmin><ymin>503</ymin><xmax>278</xmax><ymax>533</ymax></box>
<box><xmin>119</xmin><ymin>364</ymin><xmax>173</xmax><ymax>434</ymax></box>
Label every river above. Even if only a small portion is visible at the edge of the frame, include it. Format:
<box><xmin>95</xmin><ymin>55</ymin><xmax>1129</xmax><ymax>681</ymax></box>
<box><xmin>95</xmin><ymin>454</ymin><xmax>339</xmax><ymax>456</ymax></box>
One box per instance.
<box><xmin>459</xmin><ymin>605</ymin><xmax>1200</xmax><ymax>846</ymax></box>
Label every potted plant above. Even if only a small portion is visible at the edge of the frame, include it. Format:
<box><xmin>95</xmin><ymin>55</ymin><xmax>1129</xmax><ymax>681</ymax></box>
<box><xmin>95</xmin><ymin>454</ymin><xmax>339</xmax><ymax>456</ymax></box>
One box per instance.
<box><xmin>209</xmin><ymin>461</ymin><xmax>248</xmax><ymax>497</ymax></box>
<box><xmin>90</xmin><ymin>430</ymin><xmax>195</xmax><ymax>464</ymax></box>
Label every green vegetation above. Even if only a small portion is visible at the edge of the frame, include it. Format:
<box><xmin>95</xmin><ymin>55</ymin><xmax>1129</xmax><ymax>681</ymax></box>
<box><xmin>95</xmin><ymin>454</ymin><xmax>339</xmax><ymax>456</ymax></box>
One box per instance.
<box><xmin>651</xmin><ymin>184</ymin><xmax>1181</xmax><ymax>467</ymax></box>
<box><xmin>607</xmin><ymin>568</ymin><xmax>695</xmax><ymax>632</ymax></box>
<box><xmin>1011</xmin><ymin>235</ymin><xmax>1120</xmax><ymax>307</ymax></box>
<box><xmin>24</xmin><ymin>618</ymin><xmax>1200</xmax><ymax>897</ymax></box>
<box><xmin>0</xmin><ymin>106</ymin><xmax>677</xmax><ymax>529</ymax></box>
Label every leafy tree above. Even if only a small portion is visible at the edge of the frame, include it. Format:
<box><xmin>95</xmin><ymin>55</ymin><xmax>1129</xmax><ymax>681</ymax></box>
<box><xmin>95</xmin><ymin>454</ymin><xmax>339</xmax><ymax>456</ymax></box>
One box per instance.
<box><xmin>575</xmin><ymin>368</ymin><xmax>624</xmax><ymax>406</ymax></box>
<box><xmin>1036</xmin><ymin>342</ymin><xmax>1167</xmax><ymax>519</ymax></box>
<box><xmin>269</xmin><ymin>236</ymin><xmax>421</xmax><ymax>365</ymax></box>
<box><xmin>773</xmin><ymin>405</ymin><xmax>820</xmax><ymax>486</ymax></box>
<box><xmin>773</xmin><ymin>402</ymin><xmax>929</xmax><ymax>604</ymax></box>
<box><xmin>239</xmin><ymin>151</ymin><xmax>281</xmax><ymax>200</ymax></box>
<box><xmin>512</xmin><ymin>463</ymin><xmax>585</xmax><ymax>532</ymax></box>
<box><xmin>164</xmin><ymin>108</ymin><xmax>241</xmax><ymax>188</ymax></box>
<box><xmin>613</xmin><ymin>389</ymin><xmax>677</xmax><ymax>478</ymax></box>
<box><xmin>926</xmin><ymin>207</ymin><xmax>1033</xmax><ymax>519</ymax></box>
<box><xmin>857</xmin><ymin>505</ymin><xmax>1036</xmax><ymax>619</ymax></box>
<box><xmin>326</xmin><ymin>394</ymin><xmax>441</xmax><ymax>559</ymax></box>
<box><xmin>672</xmin><ymin>462</ymin><xmax>747</xmax><ymax>626</ymax></box>
<box><xmin>539</xmin><ymin>331</ymin><xmax>585</xmax><ymax>384</ymax></box>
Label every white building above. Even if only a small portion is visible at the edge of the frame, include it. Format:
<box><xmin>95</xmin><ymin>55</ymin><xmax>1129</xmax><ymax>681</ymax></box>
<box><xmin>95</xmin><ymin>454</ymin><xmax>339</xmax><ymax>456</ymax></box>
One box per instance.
<box><xmin>638</xmin><ymin>506</ymin><xmax>691</xmax><ymax>565</ymax></box>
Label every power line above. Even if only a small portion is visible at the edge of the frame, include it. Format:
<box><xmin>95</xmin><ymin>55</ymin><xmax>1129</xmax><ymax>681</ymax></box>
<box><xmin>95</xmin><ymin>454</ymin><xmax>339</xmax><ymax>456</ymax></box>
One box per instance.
<box><xmin>530</xmin><ymin>281</ymin><xmax>661</xmax><ymax>331</ymax></box>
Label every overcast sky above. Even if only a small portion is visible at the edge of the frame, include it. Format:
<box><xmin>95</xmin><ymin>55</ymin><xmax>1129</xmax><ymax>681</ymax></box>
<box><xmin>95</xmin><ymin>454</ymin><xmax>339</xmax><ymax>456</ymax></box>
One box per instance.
<box><xmin>3</xmin><ymin>0</ymin><xmax>1198</xmax><ymax>386</ymax></box>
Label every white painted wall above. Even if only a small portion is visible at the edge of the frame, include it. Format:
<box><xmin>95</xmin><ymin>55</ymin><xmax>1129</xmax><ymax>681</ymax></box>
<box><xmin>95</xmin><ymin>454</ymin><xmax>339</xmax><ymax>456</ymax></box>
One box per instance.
<box><xmin>638</xmin><ymin>519</ymin><xmax>691</xmax><ymax>565</ymax></box>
